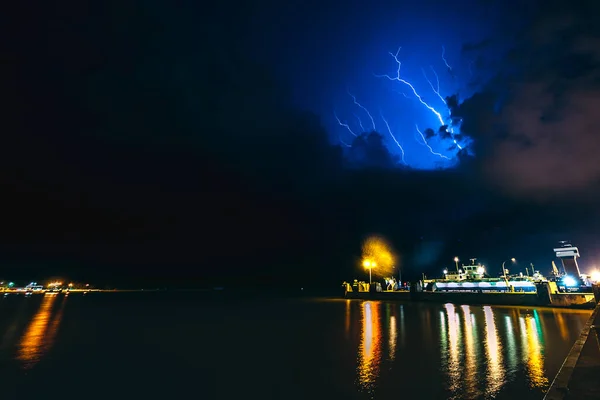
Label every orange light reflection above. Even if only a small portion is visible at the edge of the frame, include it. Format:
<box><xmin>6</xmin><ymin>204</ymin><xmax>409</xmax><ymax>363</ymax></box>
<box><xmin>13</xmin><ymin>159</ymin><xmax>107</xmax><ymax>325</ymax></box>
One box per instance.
<box><xmin>389</xmin><ymin>315</ymin><xmax>397</xmax><ymax>362</ymax></box>
<box><xmin>16</xmin><ymin>293</ymin><xmax>59</xmax><ymax>368</ymax></box>
<box><xmin>357</xmin><ymin>301</ymin><xmax>382</xmax><ymax>393</ymax></box>
<box><xmin>554</xmin><ymin>311</ymin><xmax>569</xmax><ymax>342</ymax></box>
<box><xmin>345</xmin><ymin>299</ymin><xmax>351</xmax><ymax>338</ymax></box>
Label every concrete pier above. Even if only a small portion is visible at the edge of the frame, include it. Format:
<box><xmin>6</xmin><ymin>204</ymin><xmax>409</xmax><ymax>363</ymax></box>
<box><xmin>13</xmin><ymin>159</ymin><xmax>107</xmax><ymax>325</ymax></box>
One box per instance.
<box><xmin>544</xmin><ymin>302</ymin><xmax>600</xmax><ymax>399</ymax></box>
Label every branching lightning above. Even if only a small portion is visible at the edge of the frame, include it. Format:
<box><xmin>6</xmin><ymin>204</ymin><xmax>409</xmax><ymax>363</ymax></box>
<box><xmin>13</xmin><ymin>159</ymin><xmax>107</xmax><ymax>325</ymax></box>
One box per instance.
<box><xmin>380</xmin><ymin>111</ymin><xmax>406</xmax><ymax>165</ymax></box>
<box><xmin>334</xmin><ymin>44</ymin><xmax>470</xmax><ymax>168</ymax></box>
<box><xmin>441</xmin><ymin>45</ymin><xmax>452</xmax><ymax>73</ymax></box>
<box><xmin>353</xmin><ymin>113</ymin><xmax>366</xmax><ymax>133</ymax></box>
<box><xmin>374</xmin><ymin>47</ymin><xmax>446</xmax><ymax>128</ymax></box>
<box><xmin>415</xmin><ymin>124</ymin><xmax>450</xmax><ymax>160</ymax></box>
<box><xmin>334</xmin><ymin>112</ymin><xmax>357</xmax><ymax>137</ymax></box>
<box><xmin>339</xmin><ymin>136</ymin><xmax>351</xmax><ymax>147</ymax></box>
<box><xmin>347</xmin><ymin>90</ymin><xmax>376</xmax><ymax>131</ymax></box>
<box><xmin>422</xmin><ymin>66</ymin><xmax>446</xmax><ymax>104</ymax></box>
<box><xmin>376</xmin><ymin>47</ymin><xmax>464</xmax><ymax>150</ymax></box>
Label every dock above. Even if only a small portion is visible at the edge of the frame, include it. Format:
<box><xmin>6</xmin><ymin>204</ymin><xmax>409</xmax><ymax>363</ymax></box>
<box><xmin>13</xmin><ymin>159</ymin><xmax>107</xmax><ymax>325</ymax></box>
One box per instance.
<box><xmin>545</xmin><ymin>293</ymin><xmax>600</xmax><ymax>399</ymax></box>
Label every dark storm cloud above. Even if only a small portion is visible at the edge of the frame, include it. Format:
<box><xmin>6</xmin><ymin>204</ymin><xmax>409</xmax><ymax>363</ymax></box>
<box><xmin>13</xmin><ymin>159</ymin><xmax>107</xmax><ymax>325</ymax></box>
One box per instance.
<box><xmin>458</xmin><ymin>1</ymin><xmax>600</xmax><ymax>201</ymax></box>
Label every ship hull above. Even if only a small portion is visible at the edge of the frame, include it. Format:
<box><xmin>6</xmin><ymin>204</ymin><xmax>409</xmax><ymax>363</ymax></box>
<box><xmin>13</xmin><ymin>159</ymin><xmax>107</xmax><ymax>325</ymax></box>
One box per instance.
<box><xmin>343</xmin><ymin>290</ymin><xmax>597</xmax><ymax>309</ymax></box>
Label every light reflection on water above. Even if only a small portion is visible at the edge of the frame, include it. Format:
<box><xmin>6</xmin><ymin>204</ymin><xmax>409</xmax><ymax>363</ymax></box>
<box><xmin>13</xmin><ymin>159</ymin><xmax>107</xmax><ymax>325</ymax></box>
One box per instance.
<box><xmin>483</xmin><ymin>305</ymin><xmax>505</xmax><ymax>397</ymax></box>
<box><xmin>351</xmin><ymin>300</ymin><xmax>590</xmax><ymax>399</ymax></box>
<box><xmin>357</xmin><ymin>301</ymin><xmax>382</xmax><ymax>394</ymax></box>
<box><xmin>15</xmin><ymin>293</ymin><xmax>66</xmax><ymax>369</ymax></box>
<box><xmin>461</xmin><ymin>305</ymin><xmax>480</xmax><ymax>398</ymax></box>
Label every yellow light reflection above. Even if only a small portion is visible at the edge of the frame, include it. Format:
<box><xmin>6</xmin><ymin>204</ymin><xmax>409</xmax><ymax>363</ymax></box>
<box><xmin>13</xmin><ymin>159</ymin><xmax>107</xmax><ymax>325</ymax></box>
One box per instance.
<box><xmin>483</xmin><ymin>306</ymin><xmax>505</xmax><ymax>397</ymax></box>
<box><xmin>16</xmin><ymin>293</ymin><xmax>59</xmax><ymax>368</ymax></box>
<box><xmin>345</xmin><ymin>299</ymin><xmax>351</xmax><ymax>338</ymax></box>
<box><xmin>389</xmin><ymin>315</ymin><xmax>397</xmax><ymax>362</ymax></box>
<box><xmin>461</xmin><ymin>305</ymin><xmax>480</xmax><ymax>398</ymax></box>
<box><xmin>443</xmin><ymin>304</ymin><xmax>461</xmax><ymax>392</ymax></box>
<box><xmin>524</xmin><ymin>315</ymin><xmax>549</xmax><ymax>389</ymax></box>
<box><xmin>357</xmin><ymin>301</ymin><xmax>382</xmax><ymax>393</ymax></box>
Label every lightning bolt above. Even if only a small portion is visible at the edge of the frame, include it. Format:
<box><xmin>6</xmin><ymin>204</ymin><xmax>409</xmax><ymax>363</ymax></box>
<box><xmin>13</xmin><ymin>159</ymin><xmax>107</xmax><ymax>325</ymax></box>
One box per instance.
<box><xmin>347</xmin><ymin>90</ymin><xmax>376</xmax><ymax>131</ymax></box>
<box><xmin>422</xmin><ymin>66</ymin><xmax>446</xmax><ymax>104</ymax></box>
<box><xmin>339</xmin><ymin>137</ymin><xmax>351</xmax><ymax>147</ymax></box>
<box><xmin>334</xmin><ymin>112</ymin><xmax>356</xmax><ymax>137</ymax></box>
<box><xmin>441</xmin><ymin>45</ymin><xmax>452</xmax><ymax>72</ymax></box>
<box><xmin>375</xmin><ymin>46</ymin><xmax>463</xmax><ymax>150</ymax></box>
<box><xmin>374</xmin><ymin>47</ymin><xmax>446</xmax><ymax>127</ymax></box>
<box><xmin>380</xmin><ymin>111</ymin><xmax>406</xmax><ymax>165</ymax></box>
<box><xmin>415</xmin><ymin>124</ymin><xmax>450</xmax><ymax>160</ymax></box>
<box><xmin>353</xmin><ymin>113</ymin><xmax>366</xmax><ymax>133</ymax></box>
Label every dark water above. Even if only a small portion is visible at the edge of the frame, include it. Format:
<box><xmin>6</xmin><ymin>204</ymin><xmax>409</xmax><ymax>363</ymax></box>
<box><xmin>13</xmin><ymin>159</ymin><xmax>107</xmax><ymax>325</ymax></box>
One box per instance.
<box><xmin>0</xmin><ymin>292</ymin><xmax>591</xmax><ymax>399</ymax></box>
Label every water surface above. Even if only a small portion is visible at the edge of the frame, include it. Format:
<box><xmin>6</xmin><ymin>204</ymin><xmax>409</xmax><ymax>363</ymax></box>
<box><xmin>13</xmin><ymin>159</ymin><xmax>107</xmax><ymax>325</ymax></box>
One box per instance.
<box><xmin>0</xmin><ymin>292</ymin><xmax>590</xmax><ymax>399</ymax></box>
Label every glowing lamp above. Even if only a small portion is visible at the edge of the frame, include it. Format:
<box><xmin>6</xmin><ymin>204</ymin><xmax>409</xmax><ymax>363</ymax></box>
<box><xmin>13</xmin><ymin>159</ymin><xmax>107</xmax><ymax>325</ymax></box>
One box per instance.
<box><xmin>590</xmin><ymin>271</ymin><xmax>600</xmax><ymax>283</ymax></box>
<box><xmin>563</xmin><ymin>276</ymin><xmax>577</xmax><ymax>287</ymax></box>
<box><xmin>443</xmin><ymin>269</ymin><xmax>448</xmax><ymax>274</ymax></box>
<box><xmin>477</xmin><ymin>266</ymin><xmax>484</xmax><ymax>274</ymax></box>
<box><xmin>363</xmin><ymin>260</ymin><xmax>376</xmax><ymax>268</ymax></box>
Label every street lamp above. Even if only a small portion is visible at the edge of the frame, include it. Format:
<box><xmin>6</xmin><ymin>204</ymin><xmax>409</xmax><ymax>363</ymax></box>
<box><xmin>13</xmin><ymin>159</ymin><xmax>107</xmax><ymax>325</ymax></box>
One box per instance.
<box><xmin>363</xmin><ymin>260</ymin><xmax>377</xmax><ymax>284</ymax></box>
<box><xmin>454</xmin><ymin>257</ymin><xmax>459</xmax><ymax>273</ymax></box>
<box><xmin>502</xmin><ymin>258</ymin><xmax>516</xmax><ymax>281</ymax></box>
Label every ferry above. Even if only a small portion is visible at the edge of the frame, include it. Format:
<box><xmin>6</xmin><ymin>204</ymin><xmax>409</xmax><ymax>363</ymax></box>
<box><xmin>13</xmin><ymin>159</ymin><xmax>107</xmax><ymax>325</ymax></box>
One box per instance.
<box><xmin>423</xmin><ymin>259</ymin><xmax>543</xmax><ymax>293</ymax></box>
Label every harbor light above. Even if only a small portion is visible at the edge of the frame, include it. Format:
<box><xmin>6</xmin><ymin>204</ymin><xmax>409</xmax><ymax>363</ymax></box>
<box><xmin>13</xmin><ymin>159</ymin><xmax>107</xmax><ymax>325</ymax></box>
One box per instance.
<box><xmin>363</xmin><ymin>260</ymin><xmax>377</xmax><ymax>285</ymax></box>
<box><xmin>563</xmin><ymin>276</ymin><xmax>578</xmax><ymax>287</ymax></box>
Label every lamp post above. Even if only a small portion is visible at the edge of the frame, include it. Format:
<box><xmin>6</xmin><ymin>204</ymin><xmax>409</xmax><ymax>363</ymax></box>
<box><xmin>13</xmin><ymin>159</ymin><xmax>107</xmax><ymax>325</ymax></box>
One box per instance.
<box><xmin>502</xmin><ymin>258</ymin><xmax>516</xmax><ymax>287</ymax></box>
<box><xmin>363</xmin><ymin>260</ymin><xmax>377</xmax><ymax>285</ymax></box>
<box><xmin>454</xmin><ymin>257</ymin><xmax>459</xmax><ymax>273</ymax></box>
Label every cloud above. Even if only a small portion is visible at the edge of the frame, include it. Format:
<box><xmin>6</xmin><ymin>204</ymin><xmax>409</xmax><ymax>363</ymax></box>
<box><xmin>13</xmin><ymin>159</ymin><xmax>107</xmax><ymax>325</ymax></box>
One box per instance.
<box><xmin>457</xmin><ymin>2</ymin><xmax>600</xmax><ymax>201</ymax></box>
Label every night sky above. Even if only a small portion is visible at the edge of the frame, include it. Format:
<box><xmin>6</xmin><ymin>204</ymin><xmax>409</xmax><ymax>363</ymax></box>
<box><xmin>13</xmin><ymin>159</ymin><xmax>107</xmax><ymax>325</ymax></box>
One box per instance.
<box><xmin>3</xmin><ymin>0</ymin><xmax>600</xmax><ymax>288</ymax></box>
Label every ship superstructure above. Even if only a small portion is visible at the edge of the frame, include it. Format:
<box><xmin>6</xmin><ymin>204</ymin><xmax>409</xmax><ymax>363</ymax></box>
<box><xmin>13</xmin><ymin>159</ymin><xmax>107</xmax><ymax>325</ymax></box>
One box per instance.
<box><xmin>424</xmin><ymin>258</ymin><xmax>539</xmax><ymax>293</ymax></box>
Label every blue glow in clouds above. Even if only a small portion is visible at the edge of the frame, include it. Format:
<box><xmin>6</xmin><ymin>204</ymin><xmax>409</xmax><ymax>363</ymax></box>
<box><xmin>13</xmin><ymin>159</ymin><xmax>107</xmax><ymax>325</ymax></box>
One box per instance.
<box><xmin>334</xmin><ymin>46</ymin><xmax>473</xmax><ymax>170</ymax></box>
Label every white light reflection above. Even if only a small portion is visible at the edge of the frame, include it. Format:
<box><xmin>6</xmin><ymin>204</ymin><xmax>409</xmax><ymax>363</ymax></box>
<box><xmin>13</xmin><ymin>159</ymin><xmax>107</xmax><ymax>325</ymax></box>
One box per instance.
<box><xmin>399</xmin><ymin>305</ymin><xmax>405</xmax><ymax>348</ymax></box>
<box><xmin>504</xmin><ymin>315</ymin><xmax>518</xmax><ymax>378</ymax></box>
<box><xmin>483</xmin><ymin>306</ymin><xmax>505</xmax><ymax>397</ymax></box>
<box><xmin>443</xmin><ymin>304</ymin><xmax>462</xmax><ymax>392</ymax></box>
<box><xmin>461</xmin><ymin>305</ymin><xmax>480</xmax><ymax>398</ymax></box>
